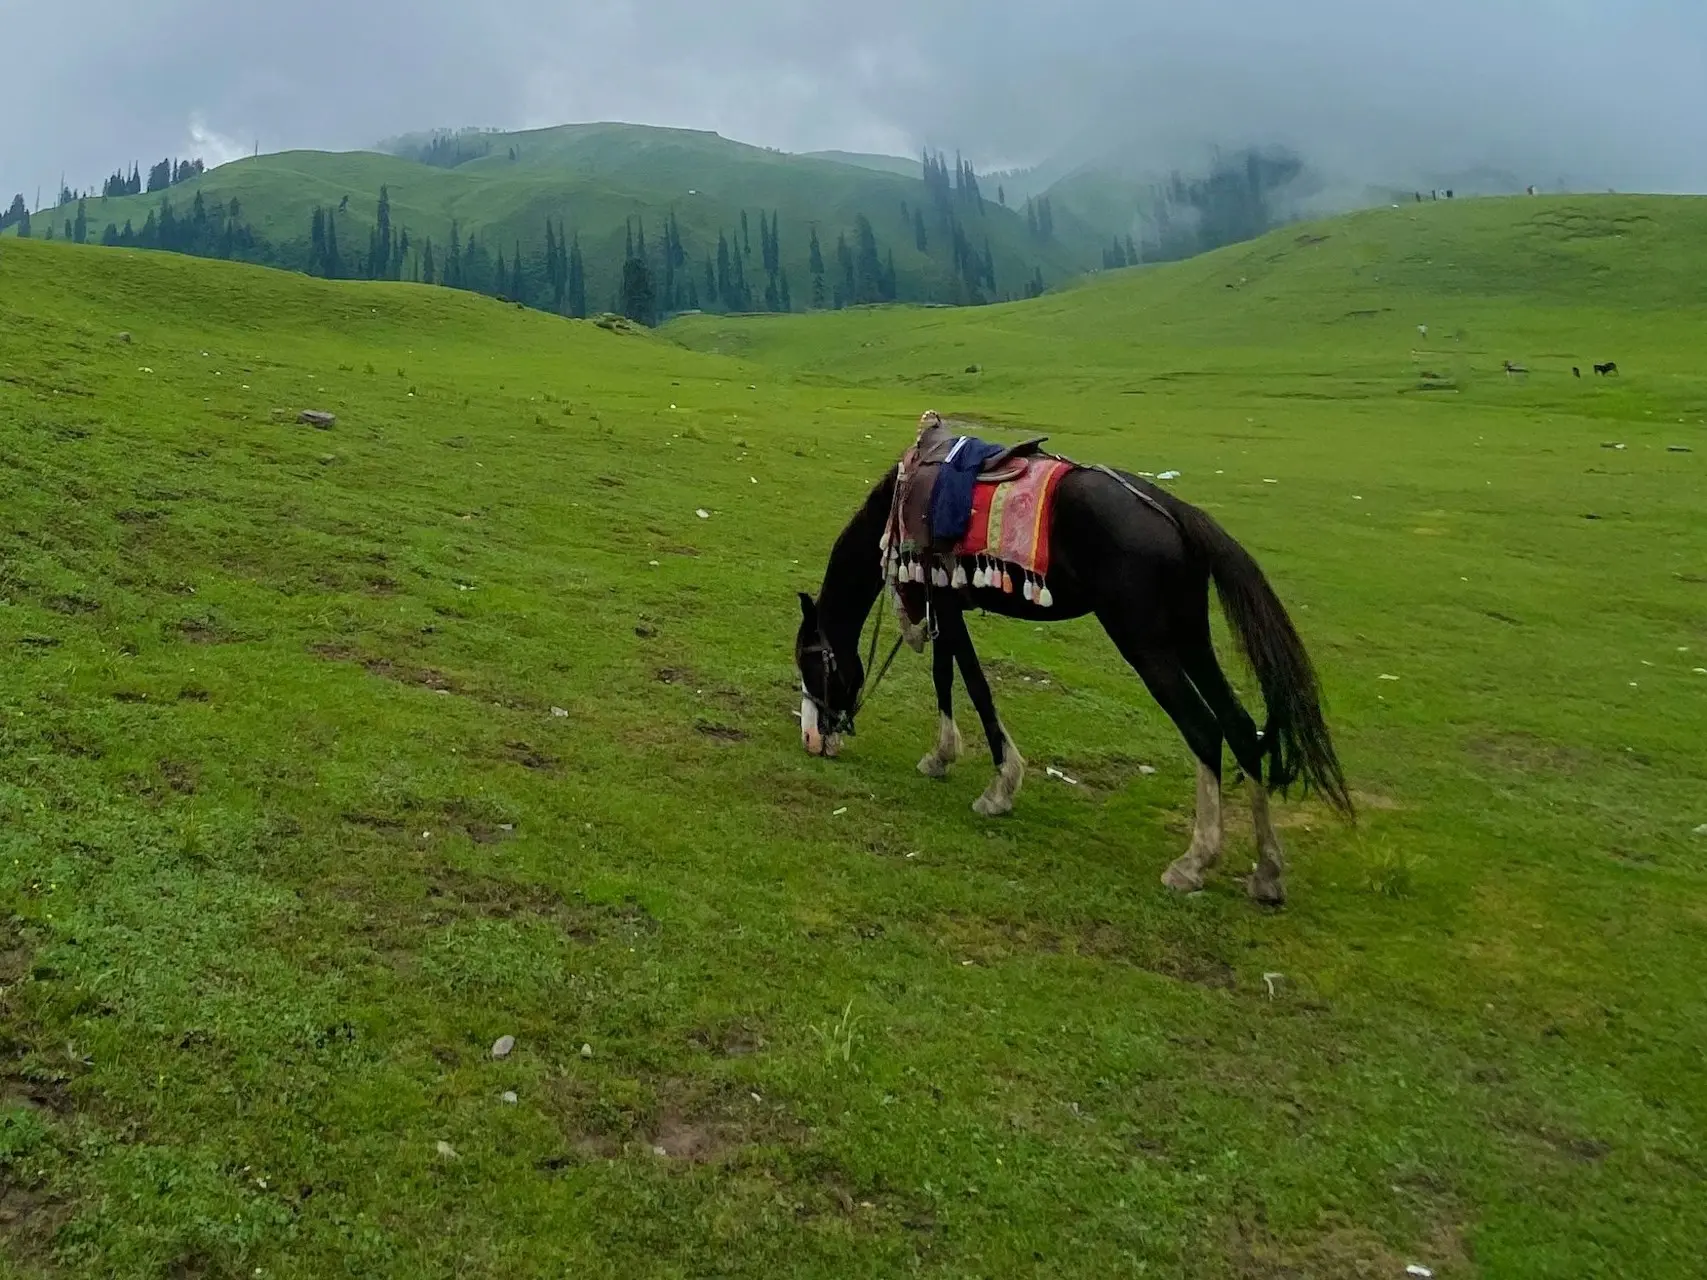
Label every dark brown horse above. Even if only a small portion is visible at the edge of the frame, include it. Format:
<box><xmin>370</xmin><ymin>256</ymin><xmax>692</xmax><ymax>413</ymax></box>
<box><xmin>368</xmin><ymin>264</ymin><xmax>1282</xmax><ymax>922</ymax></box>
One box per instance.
<box><xmin>795</xmin><ymin>445</ymin><xmax>1352</xmax><ymax>904</ymax></box>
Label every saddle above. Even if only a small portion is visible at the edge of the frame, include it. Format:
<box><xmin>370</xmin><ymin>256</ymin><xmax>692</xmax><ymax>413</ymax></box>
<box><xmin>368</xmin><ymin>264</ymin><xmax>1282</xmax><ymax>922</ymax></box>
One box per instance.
<box><xmin>895</xmin><ymin>411</ymin><xmax>1048</xmax><ymax>559</ymax></box>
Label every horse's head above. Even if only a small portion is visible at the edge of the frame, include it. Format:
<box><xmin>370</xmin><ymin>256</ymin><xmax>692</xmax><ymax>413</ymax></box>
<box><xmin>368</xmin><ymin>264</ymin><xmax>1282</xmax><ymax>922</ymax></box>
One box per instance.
<box><xmin>795</xmin><ymin>592</ymin><xmax>863</xmax><ymax>757</ymax></box>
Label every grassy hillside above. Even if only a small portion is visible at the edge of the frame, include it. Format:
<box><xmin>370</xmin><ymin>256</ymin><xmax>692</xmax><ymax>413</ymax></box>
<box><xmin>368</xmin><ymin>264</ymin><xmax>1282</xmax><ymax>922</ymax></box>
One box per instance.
<box><xmin>672</xmin><ymin>194</ymin><xmax>1707</xmax><ymax>378</ymax></box>
<box><xmin>2</xmin><ymin>194</ymin><xmax>1706</xmax><ymax>1279</ymax></box>
<box><xmin>8</xmin><ymin>125</ymin><xmax>1097</xmax><ymax>313</ymax></box>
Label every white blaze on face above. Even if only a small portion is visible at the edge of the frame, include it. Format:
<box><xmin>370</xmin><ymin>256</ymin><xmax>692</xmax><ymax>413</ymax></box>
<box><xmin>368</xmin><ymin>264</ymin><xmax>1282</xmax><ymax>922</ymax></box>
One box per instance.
<box><xmin>800</xmin><ymin>689</ymin><xmax>822</xmax><ymax>754</ymax></box>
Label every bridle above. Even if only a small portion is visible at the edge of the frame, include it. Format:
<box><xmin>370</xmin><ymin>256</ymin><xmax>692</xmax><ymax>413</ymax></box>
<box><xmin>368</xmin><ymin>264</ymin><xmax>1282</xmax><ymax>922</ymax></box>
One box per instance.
<box><xmin>801</xmin><ymin>595</ymin><xmax>907</xmax><ymax>737</ymax></box>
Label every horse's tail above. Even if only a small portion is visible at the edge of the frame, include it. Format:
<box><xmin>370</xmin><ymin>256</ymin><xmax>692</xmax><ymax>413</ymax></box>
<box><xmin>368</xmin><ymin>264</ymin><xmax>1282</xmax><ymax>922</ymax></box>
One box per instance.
<box><xmin>1166</xmin><ymin>495</ymin><xmax>1354</xmax><ymax>819</ymax></box>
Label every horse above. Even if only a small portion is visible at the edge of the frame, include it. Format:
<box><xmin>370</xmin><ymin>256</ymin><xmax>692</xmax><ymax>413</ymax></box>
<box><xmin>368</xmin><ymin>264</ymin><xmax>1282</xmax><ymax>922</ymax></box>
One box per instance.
<box><xmin>1594</xmin><ymin>361</ymin><xmax>1619</xmax><ymax>376</ymax></box>
<box><xmin>794</xmin><ymin>443</ymin><xmax>1353</xmax><ymax>906</ymax></box>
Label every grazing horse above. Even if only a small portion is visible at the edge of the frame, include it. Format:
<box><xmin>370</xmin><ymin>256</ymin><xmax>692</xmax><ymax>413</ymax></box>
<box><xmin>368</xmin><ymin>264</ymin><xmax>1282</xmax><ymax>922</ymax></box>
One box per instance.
<box><xmin>795</xmin><ymin>443</ymin><xmax>1352</xmax><ymax>905</ymax></box>
<box><xmin>1594</xmin><ymin>361</ymin><xmax>1619</xmax><ymax>376</ymax></box>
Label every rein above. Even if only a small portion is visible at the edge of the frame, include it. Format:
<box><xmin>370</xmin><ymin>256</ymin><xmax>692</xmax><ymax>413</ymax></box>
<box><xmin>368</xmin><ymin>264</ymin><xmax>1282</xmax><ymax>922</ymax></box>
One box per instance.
<box><xmin>806</xmin><ymin>589</ymin><xmax>908</xmax><ymax>736</ymax></box>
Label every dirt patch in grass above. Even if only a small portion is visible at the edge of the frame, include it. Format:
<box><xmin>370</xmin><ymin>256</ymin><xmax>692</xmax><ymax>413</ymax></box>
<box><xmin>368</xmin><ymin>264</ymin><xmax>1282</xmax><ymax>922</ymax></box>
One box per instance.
<box><xmin>693</xmin><ymin>720</ymin><xmax>747</xmax><ymax>743</ymax></box>
<box><xmin>929</xmin><ymin>913</ymin><xmax>1238</xmax><ymax>988</ymax></box>
<box><xmin>688</xmin><ymin>1022</ymin><xmax>766</xmax><ymax>1058</ymax></box>
<box><xmin>1214</xmin><ymin>1216</ymin><xmax>1470</xmax><ymax>1280</ymax></box>
<box><xmin>159</xmin><ymin>759</ymin><xmax>199</xmax><ymax>795</ymax></box>
<box><xmin>43</xmin><ymin>593</ymin><xmax>101</xmax><ymax>616</ymax></box>
<box><xmin>423</xmin><ymin>867</ymin><xmax>657</xmax><ymax>944</ymax></box>
<box><xmin>542</xmin><ymin>1073</ymin><xmax>799</xmax><ymax>1165</ymax></box>
<box><xmin>500</xmin><ymin>740</ymin><xmax>559</xmax><ymax>771</ymax></box>
<box><xmin>171</xmin><ymin>615</ymin><xmax>241</xmax><ymax>645</ymax></box>
<box><xmin>0</xmin><ymin>1184</ymin><xmax>74</xmax><ymax>1265</ymax></box>
<box><xmin>654</xmin><ymin>666</ymin><xmax>696</xmax><ymax>685</ymax></box>
<box><xmin>1467</xmin><ymin>730</ymin><xmax>1599</xmax><ymax>776</ymax></box>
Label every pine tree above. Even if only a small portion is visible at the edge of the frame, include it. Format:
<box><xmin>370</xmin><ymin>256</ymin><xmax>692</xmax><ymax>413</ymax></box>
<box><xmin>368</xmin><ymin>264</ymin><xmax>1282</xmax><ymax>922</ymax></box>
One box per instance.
<box><xmin>446</xmin><ymin>220</ymin><xmax>462</xmax><ymax>288</ymax></box>
<box><xmin>703</xmin><ymin>255</ymin><xmax>716</xmax><ymax>310</ymax></box>
<box><xmin>852</xmin><ymin>216</ymin><xmax>882</xmax><ymax>303</ymax></box>
<box><xmin>510</xmin><ymin>240</ymin><xmax>524</xmax><ymax>302</ymax></box>
<box><xmin>1126</xmin><ymin>235</ymin><xmax>1138</xmax><ymax>266</ymax></box>
<box><xmin>620</xmin><ymin>255</ymin><xmax>655</xmax><ymax>325</ymax></box>
<box><xmin>73</xmin><ymin>198</ymin><xmax>88</xmax><ymax>245</ymax></box>
<box><xmin>913</xmin><ymin>208</ymin><xmax>928</xmax><ymax>253</ymax></box>
<box><xmin>568</xmin><ymin>233</ymin><xmax>586</xmax><ymax>318</ymax></box>
<box><xmin>372</xmin><ymin>185</ymin><xmax>392</xmax><ymax>279</ymax></box>
<box><xmin>779</xmin><ymin>270</ymin><xmax>791</xmax><ymax>312</ymax></box>
<box><xmin>422</xmin><ymin>238</ymin><xmax>436</xmax><ymax>286</ymax></box>
<box><xmin>998</xmin><ymin>184</ymin><xmax>1005</xmax><ymax>206</ymax></box>
<box><xmin>17</xmin><ymin>208</ymin><xmax>29</xmax><ymax>238</ymax></box>
<box><xmin>808</xmin><ymin>226</ymin><xmax>826</xmax><ymax>308</ymax></box>
<box><xmin>740</xmin><ymin>209</ymin><xmax>750</xmax><ymax>254</ymax></box>
<box><xmin>324</xmin><ymin>215</ymin><xmax>341</xmax><ymax>278</ymax></box>
<box><xmin>716</xmin><ymin>233</ymin><xmax>732</xmax><ymax>310</ymax></box>
<box><xmin>311</xmin><ymin>207</ymin><xmax>327</xmax><ymax>272</ymax></box>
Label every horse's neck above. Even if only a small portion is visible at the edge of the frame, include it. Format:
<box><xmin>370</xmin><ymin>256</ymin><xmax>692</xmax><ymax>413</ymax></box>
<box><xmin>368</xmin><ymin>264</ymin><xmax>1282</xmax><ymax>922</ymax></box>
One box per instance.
<box><xmin>820</xmin><ymin>474</ymin><xmax>891</xmax><ymax>646</ymax></box>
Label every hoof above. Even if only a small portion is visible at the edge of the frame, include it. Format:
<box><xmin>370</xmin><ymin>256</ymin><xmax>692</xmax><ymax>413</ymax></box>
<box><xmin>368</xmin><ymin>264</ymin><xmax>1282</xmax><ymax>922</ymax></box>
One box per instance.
<box><xmin>1246</xmin><ymin>871</ymin><xmax>1286</xmax><ymax>906</ymax></box>
<box><xmin>972</xmin><ymin>789</ymin><xmax>1013</xmax><ymax>817</ymax></box>
<box><xmin>918</xmin><ymin>753</ymin><xmax>950</xmax><ymax>779</ymax></box>
<box><xmin>1162</xmin><ymin>859</ymin><xmax>1205</xmax><ymax>893</ymax></box>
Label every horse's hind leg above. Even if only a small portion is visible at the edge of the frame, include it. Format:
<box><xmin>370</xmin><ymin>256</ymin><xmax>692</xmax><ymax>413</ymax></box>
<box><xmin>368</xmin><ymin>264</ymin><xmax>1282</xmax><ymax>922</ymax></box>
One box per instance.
<box><xmin>1179</xmin><ymin>627</ymin><xmax>1287</xmax><ymax>905</ymax></box>
<box><xmin>918</xmin><ymin>628</ymin><xmax>963</xmax><ymax>779</ymax></box>
<box><xmin>1247</xmin><ymin>787</ymin><xmax>1287</xmax><ymax>906</ymax></box>
<box><xmin>1099</xmin><ymin>609</ymin><xmax>1226</xmax><ymax>891</ymax></box>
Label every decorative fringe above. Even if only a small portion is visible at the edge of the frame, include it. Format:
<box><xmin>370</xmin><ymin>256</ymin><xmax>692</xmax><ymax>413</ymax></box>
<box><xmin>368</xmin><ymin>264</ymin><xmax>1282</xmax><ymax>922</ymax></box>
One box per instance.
<box><xmin>1001</xmin><ymin>569</ymin><xmax>1015</xmax><ymax>594</ymax></box>
<box><xmin>1022</xmin><ymin>576</ymin><xmax>1035</xmax><ymax>603</ymax></box>
<box><xmin>1038</xmin><ymin>583</ymin><xmax>1054</xmax><ymax>608</ymax></box>
<box><xmin>951</xmin><ymin>563</ymin><xmax>968</xmax><ymax>589</ymax></box>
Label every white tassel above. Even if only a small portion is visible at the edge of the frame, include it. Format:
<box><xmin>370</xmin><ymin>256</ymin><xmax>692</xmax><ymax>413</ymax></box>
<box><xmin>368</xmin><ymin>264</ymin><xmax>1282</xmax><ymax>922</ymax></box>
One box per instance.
<box><xmin>1023</xmin><ymin>577</ymin><xmax>1035</xmax><ymax>602</ymax></box>
<box><xmin>1038</xmin><ymin>584</ymin><xmax>1054</xmax><ymax>608</ymax></box>
<box><xmin>974</xmin><ymin>563</ymin><xmax>988</xmax><ymax>589</ymax></box>
<box><xmin>913</xmin><ymin>561</ymin><xmax>926</xmax><ymax>584</ymax></box>
<box><xmin>951</xmin><ymin>563</ymin><xmax>968</xmax><ymax>589</ymax></box>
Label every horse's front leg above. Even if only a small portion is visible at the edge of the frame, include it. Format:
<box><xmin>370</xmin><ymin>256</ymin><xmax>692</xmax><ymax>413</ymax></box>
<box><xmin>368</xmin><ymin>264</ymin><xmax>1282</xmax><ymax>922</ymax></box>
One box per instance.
<box><xmin>917</xmin><ymin>624</ymin><xmax>963</xmax><ymax>778</ymax></box>
<box><xmin>938</xmin><ymin>604</ymin><xmax>1024</xmax><ymax>816</ymax></box>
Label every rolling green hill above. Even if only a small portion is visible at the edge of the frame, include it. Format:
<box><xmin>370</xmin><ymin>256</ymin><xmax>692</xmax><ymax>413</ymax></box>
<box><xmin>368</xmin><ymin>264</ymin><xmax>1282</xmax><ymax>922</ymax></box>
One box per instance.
<box><xmin>7</xmin><ymin>124</ymin><xmax>1100</xmax><ymax>316</ymax></box>
<box><xmin>2</xmin><ymin>195</ymin><xmax>1706</xmax><ymax>1276</ymax></box>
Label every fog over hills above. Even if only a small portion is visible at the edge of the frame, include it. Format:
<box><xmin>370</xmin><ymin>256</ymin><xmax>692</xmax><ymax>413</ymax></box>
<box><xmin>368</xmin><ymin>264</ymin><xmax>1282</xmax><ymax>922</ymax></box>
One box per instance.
<box><xmin>6</xmin><ymin>0</ymin><xmax>1703</xmax><ymax>212</ymax></box>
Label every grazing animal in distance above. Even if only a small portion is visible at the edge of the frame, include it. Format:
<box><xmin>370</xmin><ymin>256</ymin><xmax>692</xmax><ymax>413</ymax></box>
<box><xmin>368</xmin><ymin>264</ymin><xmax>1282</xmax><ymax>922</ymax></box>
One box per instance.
<box><xmin>1573</xmin><ymin>367</ymin><xmax>1581</xmax><ymax>378</ymax></box>
<box><xmin>795</xmin><ymin>412</ymin><xmax>1353</xmax><ymax>907</ymax></box>
<box><xmin>1503</xmin><ymin>361</ymin><xmax>1528</xmax><ymax>375</ymax></box>
<box><xmin>1594</xmin><ymin>361</ymin><xmax>1619</xmax><ymax>376</ymax></box>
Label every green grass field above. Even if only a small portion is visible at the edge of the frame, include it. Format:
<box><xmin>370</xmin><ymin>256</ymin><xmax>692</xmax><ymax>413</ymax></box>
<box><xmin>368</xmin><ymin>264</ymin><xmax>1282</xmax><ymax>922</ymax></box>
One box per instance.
<box><xmin>1</xmin><ymin>195</ymin><xmax>1704</xmax><ymax>1278</ymax></box>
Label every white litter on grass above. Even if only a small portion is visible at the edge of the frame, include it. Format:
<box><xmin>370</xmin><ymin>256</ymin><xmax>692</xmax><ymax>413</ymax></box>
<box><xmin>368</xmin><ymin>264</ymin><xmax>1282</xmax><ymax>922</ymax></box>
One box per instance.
<box><xmin>502</xmin><ymin>1091</ymin><xmax>518</xmax><ymax>1105</ymax></box>
<box><xmin>1044</xmin><ymin>766</ymin><xmax>1080</xmax><ymax>785</ymax></box>
<box><xmin>696</xmin><ymin>509</ymin><xmax>711</xmax><ymax>519</ymax></box>
<box><xmin>1693</xmin><ymin>824</ymin><xmax>1707</xmax><ymax>836</ymax></box>
<box><xmin>1379</xmin><ymin>674</ymin><xmax>1400</xmax><ymax>681</ymax></box>
<box><xmin>1406</xmin><ymin>1267</ymin><xmax>1434</xmax><ymax>1279</ymax></box>
<box><xmin>1157</xmin><ymin>469</ymin><xmax>1181</xmax><ymax>481</ymax></box>
<box><xmin>1263</xmin><ymin>478</ymin><xmax>1278</xmax><ymax>484</ymax></box>
<box><xmin>1262</xmin><ymin>972</ymin><xmax>1283</xmax><ymax>999</ymax></box>
<box><xmin>435</xmin><ymin>1141</ymin><xmax>458</xmax><ymax>1160</ymax></box>
<box><xmin>1694</xmin><ymin>668</ymin><xmax>1707</xmax><ymax>675</ymax></box>
<box><xmin>580</xmin><ymin>1043</ymin><xmax>593</xmax><ymax>1058</ymax></box>
<box><xmin>1139</xmin><ymin>765</ymin><xmax>1158</xmax><ymax>776</ymax></box>
<box><xmin>491</xmin><ymin>1035</ymin><xmax>516</xmax><ymax>1059</ymax></box>
<box><xmin>550</xmin><ymin>707</ymin><xmax>569</xmax><ymax>718</ymax></box>
<box><xmin>648</xmin><ymin>559</ymin><xmax>660</xmax><ymax>567</ymax></box>
<box><xmin>832</xmin><ymin>807</ymin><xmax>848</xmax><ymax>816</ymax></box>
<box><xmin>750</xmin><ymin>476</ymin><xmax>758</xmax><ymax>484</ymax></box>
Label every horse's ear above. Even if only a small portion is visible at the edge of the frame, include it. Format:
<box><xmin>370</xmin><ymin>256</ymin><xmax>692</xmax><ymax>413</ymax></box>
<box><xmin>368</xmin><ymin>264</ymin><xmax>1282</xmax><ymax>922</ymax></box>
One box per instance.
<box><xmin>797</xmin><ymin>591</ymin><xmax>816</xmax><ymax>621</ymax></box>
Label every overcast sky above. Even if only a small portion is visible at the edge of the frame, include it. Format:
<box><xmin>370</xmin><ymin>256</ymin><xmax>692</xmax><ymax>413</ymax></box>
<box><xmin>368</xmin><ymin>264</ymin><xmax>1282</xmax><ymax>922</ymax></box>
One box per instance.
<box><xmin>6</xmin><ymin>0</ymin><xmax>1705</xmax><ymax>205</ymax></box>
